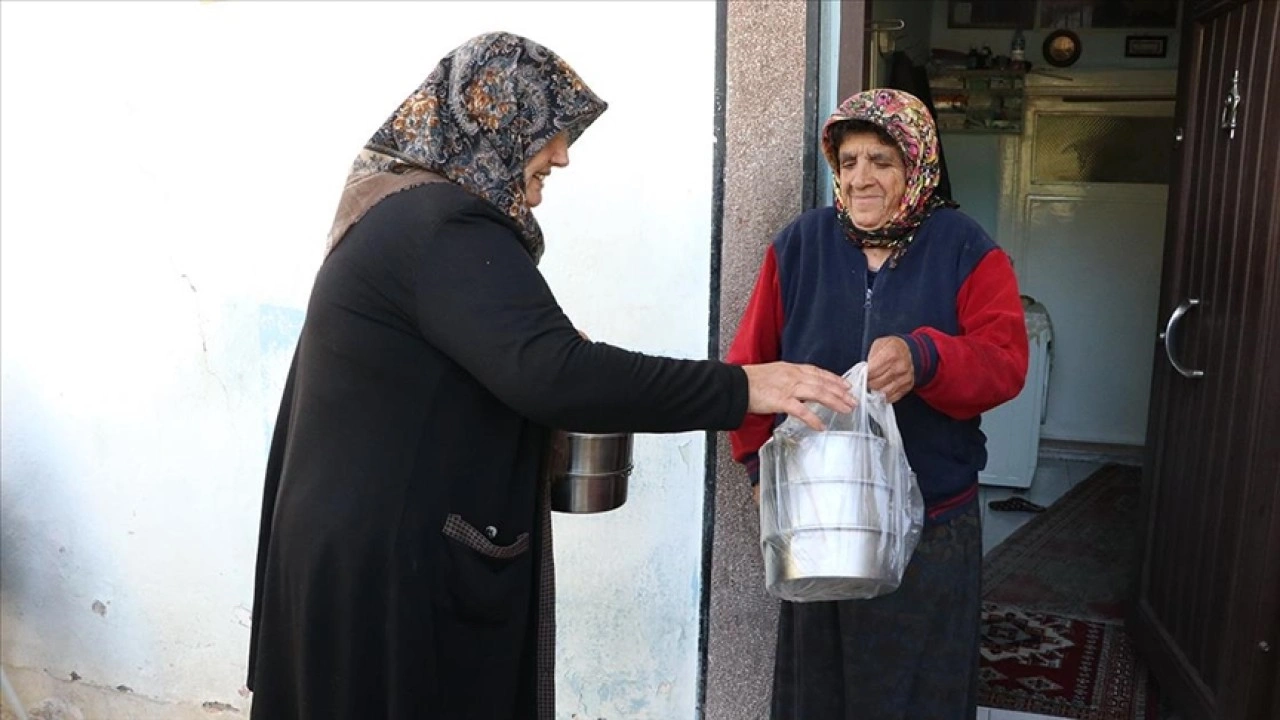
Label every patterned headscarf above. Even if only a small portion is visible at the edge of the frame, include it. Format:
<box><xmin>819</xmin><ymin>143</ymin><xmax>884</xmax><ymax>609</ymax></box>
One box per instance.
<box><xmin>821</xmin><ymin>89</ymin><xmax>956</xmax><ymax>263</ymax></box>
<box><xmin>326</xmin><ymin>32</ymin><xmax>608</xmax><ymax>263</ymax></box>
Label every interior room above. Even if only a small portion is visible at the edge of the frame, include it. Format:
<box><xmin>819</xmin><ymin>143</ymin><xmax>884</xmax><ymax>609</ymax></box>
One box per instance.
<box><xmin>858</xmin><ymin>0</ymin><xmax>1179</xmax><ymax>549</ymax></box>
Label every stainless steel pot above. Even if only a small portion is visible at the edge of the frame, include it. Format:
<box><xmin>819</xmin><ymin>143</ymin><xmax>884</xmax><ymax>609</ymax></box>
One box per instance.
<box><xmin>550</xmin><ymin>432</ymin><xmax>633</xmax><ymax>513</ymax></box>
<box><xmin>759</xmin><ymin>431</ymin><xmax>907</xmax><ymax>601</ymax></box>
<box><xmin>763</xmin><ymin>526</ymin><xmax>902</xmax><ymax>601</ymax></box>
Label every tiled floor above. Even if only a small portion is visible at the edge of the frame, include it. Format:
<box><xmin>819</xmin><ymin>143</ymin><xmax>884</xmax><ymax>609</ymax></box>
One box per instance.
<box><xmin>975</xmin><ymin>458</ymin><xmax>1109</xmax><ymax>719</ymax></box>
<box><xmin>979</xmin><ymin>457</ymin><xmax>1104</xmax><ymax>555</ymax></box>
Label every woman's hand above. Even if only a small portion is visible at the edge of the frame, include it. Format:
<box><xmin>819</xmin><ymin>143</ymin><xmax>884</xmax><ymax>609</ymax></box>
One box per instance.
<box><xmin>866</xmin><ymin>336</ymin><xmax>915</xmax><ymax>403</ymax></box>
<box><xmin>742</xmin><ymin>362</ymin><xmax>855</xmax><ymax>431</ymax></box>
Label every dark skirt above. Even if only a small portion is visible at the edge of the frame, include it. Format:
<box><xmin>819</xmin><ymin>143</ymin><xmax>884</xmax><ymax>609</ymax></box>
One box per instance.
<box><xmin>771</xmin><ymin>501</ymin><xmax>982</xmax><ymax>720</ymax></box>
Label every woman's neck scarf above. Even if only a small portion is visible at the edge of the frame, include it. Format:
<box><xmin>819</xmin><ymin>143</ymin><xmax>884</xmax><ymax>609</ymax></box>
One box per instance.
<box><xmin>821</xmin><ymin>89</ymin><xmax>956</xmax><ymax>265</ymax></box>
<box><xmin>326</xmin><ymin>32</ymin><xmax>608</xmax><ymax>263</ymax></box>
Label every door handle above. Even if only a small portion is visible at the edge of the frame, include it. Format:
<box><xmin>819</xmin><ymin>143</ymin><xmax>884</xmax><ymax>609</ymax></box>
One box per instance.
<box><xmin>1158</xmin><ymin>299</ymin><xmax>1205</xmax><ymax>379</ymax></box>
<box><xmin>1220</xmin><ymin>69</ymin><xmax>1241</xmax><ymax>140</ymax></box>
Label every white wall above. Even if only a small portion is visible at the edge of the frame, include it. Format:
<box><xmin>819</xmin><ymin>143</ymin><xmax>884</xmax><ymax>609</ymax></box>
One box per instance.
<box><xmin>0</xmin><ymin>2</ymin><xmax>716</xmax><ymax>717</ymax></box>
<box><xmin>938</xmin><ymin>133</ymin><xmax>1003</xmax><ymax>237</ymax></box>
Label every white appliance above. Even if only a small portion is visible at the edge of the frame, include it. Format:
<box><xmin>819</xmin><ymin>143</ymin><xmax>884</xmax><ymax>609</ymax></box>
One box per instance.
<box><xmin>1010</xmin><ymin>90</ymin><xmax>1172</xmax><ymax>446</ymax></box>
<box><xmin>979</xmin><ymin>299</ymin><xmax>1052</xmax><ymax>488</ymax></box>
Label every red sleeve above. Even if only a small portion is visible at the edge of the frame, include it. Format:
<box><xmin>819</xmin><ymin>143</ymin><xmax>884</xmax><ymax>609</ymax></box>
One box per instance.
<box><xmin>725</xmin><ymin>246</ymin><xmax>784</xmax><ymax>483</ymax></box>
<box><xmin>900</xmin><ymin>249</ymin><xmax>1028</xmax><ymax>420</ymax></box>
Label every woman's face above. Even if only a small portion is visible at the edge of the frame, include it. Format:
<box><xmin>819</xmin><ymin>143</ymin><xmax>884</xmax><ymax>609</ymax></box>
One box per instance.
<box><xmin>837</xmin><ymin>131</ymin><xmax>906</xmax><ymax>230</ymax></box>
<box><xmin>523</xmin><ymin>133</ymin><xmax>570</xmax><ymax>208</ymax></box>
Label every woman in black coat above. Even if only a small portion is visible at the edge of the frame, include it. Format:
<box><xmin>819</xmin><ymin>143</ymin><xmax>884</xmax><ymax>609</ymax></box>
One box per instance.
<box><xmin>246</xmin><ymin>31</ymin><xmax>853</xmax><ymax>720</ymax></box>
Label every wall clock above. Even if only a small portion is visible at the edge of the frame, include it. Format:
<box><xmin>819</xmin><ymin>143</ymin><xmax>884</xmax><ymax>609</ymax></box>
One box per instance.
<box><xmin>1043</xmin><ymin>29</ymin><xmax>1082</xmax><ymax>68</ymax></box>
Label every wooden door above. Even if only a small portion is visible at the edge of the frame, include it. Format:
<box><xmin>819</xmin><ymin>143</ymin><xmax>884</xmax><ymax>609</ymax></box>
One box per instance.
<box><xmin>1134</xmin><ymin>1</ymin><xmax>1280</xmax><ymax>719</ymax></box>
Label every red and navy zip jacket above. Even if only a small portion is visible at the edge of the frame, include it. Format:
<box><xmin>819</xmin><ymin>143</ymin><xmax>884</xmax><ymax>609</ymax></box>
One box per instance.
<box><xmin>727</xmin><ymin>206</ymin><xmax>1029</xmax><ymax>523</ymax></box>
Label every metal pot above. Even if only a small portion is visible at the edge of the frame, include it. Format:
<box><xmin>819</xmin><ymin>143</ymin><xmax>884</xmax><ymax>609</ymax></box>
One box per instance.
<box><xmin>759</xmin><ymin>431</ymin><xmax>907</xmax><ymax>601</ymax></box>
<box><xmin>550</xmin><ymin>432</ymin><xmax>633</xmax><ymax>513</ymax></box>
<box><xmin>776</xmin><ymin>478</ymin><xmax>892</xmax><ymax>530</ymax></box>
<box><xmin>770</xmin><ymin>431</ymin><xmax>895</xmax><ymax>531</ymax></box>
<box><xmin>763</xmin><ymin>526</ymin><xmax>902</xmax><ymax>601</ymax></box>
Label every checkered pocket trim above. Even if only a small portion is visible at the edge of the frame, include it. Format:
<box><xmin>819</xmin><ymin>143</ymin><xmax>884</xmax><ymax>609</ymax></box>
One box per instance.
<box><xmin>442</xmin><ymin>514</ymin><xmax>531</xmax><ymax>559</ymax></box>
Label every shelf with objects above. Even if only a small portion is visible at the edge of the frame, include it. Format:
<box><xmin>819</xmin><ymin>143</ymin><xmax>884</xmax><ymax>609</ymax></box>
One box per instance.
<box><xmin>926</xmin><ymin>33</ymin><xmax>1030</xmax><ymax>135</ymax></box>
<box><xmin>928</xmin><ymin>68</ymin><xmax>1027</xmax><ymax>134</ymax></box>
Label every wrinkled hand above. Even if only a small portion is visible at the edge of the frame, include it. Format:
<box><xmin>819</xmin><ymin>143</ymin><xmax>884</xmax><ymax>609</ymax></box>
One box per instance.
<box><xmin>866</xmin><ymin>336</ymin><xmax>915</xmax><ymax>403</ymax></box>
<box><xmin>742</xmin><ymin>362</ymin><xmax>855</xmax><ymax>431</ymax></box>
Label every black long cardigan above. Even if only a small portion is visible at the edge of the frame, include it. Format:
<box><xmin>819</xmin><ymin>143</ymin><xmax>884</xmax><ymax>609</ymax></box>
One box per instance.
<box><xmin>247</xmin><ymin>182</ymin><xmax>747</xmax><ymax>719</ymax></box>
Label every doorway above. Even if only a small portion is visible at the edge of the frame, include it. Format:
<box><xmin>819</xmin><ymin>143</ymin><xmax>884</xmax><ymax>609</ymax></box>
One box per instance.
<box><xmin>849</xmin><ymin>1</ymin><xmax>1178</xmax><ymax>545</ymax></box>
<box><xmin>981</xmin><ymin>79</ymin><xmax>1177</xmax><ymax>551</ymax></box>
<box><xmin>837</xmin><ymin>2</ymin><xmax>1280</xmax><ymax>720</ymax></box>
<box><xmin>846</xmin><ymin>1</ymin><xmax>1184</xmax><ymax>719</ymax></box>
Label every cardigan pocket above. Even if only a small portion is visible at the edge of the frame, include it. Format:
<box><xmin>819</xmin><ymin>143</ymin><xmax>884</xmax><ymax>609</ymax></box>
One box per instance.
<box><xmin>440</xmin><ymin>513</ymin><xmax>532</xmax><ymax>625</ymax></box>
<box><xmin>442</xmin><ymin>513</ymin><xmax>530</xmax><ymax>558</ymax></box>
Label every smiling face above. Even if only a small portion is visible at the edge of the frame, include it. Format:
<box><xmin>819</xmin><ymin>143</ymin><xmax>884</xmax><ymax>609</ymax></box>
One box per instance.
<box><xmin>836</xmin><ymin>131</ymin><xmax>907</xmax><ymax>231</ymax></box>
<box><xmin>523</xmin><ymin>133</ymin><xmax>570</xmax><ymax>208</ymax></box>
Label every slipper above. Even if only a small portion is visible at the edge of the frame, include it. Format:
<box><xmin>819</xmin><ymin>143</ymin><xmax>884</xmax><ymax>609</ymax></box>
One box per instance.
<box><xmin>988</xmin><ymin>496</ymin><xmax>1046</xmax><ymax>513</ymax></box>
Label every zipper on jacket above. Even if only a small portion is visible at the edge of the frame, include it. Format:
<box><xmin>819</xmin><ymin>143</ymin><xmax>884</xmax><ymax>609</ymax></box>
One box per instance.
<box><xmin>860</xmin><ymin>265</ymin><xmax>888</xmax><ymax>360</ymax></box>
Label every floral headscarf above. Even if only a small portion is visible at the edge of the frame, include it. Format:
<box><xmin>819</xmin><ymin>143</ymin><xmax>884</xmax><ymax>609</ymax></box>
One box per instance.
<box><xmin>327</xmin><ymin>32</ymin><xmax>608</xmax><ymax>263</ymax></box>
<box><xmin>821</xmin><ymin>89</ymin><xmax>955</xmax><ymax>263</ymax></box>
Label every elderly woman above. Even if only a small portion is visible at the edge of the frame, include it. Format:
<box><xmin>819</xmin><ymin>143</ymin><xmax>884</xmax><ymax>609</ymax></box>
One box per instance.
<box><xmin>247</xmin><ymin>32</ymin><xmax>854</xmax><ymax>720</ymax></box>
<box><xmin>728</xmin><ymin>89</ymin><xmax>1029</xmax><ymax>719</ymax></box>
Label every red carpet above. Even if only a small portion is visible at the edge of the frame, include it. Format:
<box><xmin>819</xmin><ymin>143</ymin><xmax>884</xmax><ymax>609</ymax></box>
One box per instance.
<box><xmin>978</xmin><ymin>464</ymin><xmax>1161</xmax><ymax>719</ymax></box>
<box><xmin>979</xmin><ymin>603</ymin><xmax>1160</xmax><ymax>719</ymax></box>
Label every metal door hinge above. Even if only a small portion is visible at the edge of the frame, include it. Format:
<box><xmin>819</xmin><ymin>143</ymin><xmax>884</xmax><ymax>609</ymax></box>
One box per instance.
<box><xmin>1220</xmin><ymin>69</ymin><xmax>1242</xmax><ymax>140</ymax></box>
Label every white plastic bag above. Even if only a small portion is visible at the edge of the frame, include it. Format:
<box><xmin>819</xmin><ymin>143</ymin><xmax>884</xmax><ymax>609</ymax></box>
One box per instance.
<box><xmin>758</xmin><ymin>362</ymin><xmax>924</xmax><ymax>602</ymax></box>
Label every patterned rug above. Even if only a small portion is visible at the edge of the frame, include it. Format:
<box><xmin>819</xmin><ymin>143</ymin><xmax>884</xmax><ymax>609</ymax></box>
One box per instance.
<box><xmin>983</xmin><ymin>463</ymin><xmax>1142</xmax><ymax>621</ymax></box>
<box><xmin>979</xmin><ymin>603</ymin><xmax>1160</xmax><ymax>720</ymax></box>
<box><xmin>978</xmin><ymin>463</ymin><xmax>1161</xmax><ymax>719</ymax></box>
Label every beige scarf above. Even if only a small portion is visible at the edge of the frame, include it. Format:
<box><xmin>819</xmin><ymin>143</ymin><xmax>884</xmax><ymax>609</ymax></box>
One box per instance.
<box><xmin>324</xmin><ymin>163</ymin><xmax>448</xmax><ymax>256</ymax></box>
